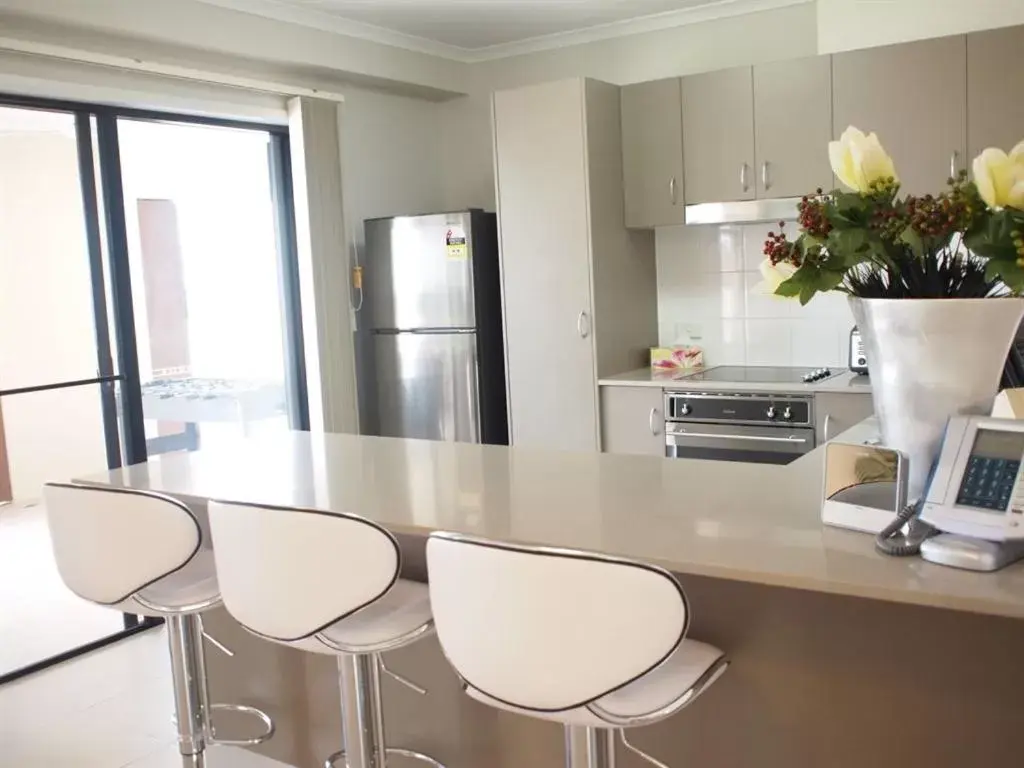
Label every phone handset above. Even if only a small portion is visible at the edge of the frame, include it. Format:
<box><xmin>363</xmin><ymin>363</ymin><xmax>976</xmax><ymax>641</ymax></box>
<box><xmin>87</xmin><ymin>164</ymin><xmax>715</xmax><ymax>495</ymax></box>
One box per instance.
<box><xmin>875</xmin><ymin>449</ymin><xmax>942</xmax><ymax>557</ymax></box>
<box><xmin>875</xmin><ymin>499</ymin><xmax>938</xmax><ymax>556</ymax></box>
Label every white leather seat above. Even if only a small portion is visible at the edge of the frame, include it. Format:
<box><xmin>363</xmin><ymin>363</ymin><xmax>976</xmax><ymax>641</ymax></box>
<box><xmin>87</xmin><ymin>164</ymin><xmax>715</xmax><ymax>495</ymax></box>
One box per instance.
<box><xmin>43</xmin><ymin>483</ymin><xmax>215</xmax><ymax>616</ymax></box>
<box><xmin>133</xmin><ymin>549</ymin><xmax>220</xmax><ymax>614</ymax></box>
<box><xmin>207</xmin><ymin>501</ymin><xmax>442</xmax><ymax>768</ymax></box>
<box><xmin>426</xmin><ymin>532</ymin><xmax>728</xmax><ymax>768</ymax></box>
<box><xmin>42</xmin><ymin>483</ymin><xmax>274</xmax><ymax>760</ymax></box>
<box><xmin>464</xmin><ymin>639</ymin><xmax>726</xmax><ymax>728</ymax></box>
<box><xmin>206</xmin><ymin>501</ymin><xmax>433</xmax><ymax>654</ymax></box>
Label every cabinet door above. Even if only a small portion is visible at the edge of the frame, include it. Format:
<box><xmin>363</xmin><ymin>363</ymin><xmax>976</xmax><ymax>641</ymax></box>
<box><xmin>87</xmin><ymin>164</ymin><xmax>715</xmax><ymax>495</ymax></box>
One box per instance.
<box><xmin>833</xmin><ymin>36</ymin><xmax>966</xmax><ymax>197</ymax></box>
<box><xmin>815</xmin><ymin>392</ymin><xmax>874</xmax><ymax>445</ymax></box>
<box><xmin>968</xmin><ymin>26</ymin><xmax>1024</xmax><ymax>162</ymax></box>
<box><xmin>621</xmin><ymin>78</ymin><xmax>685</xmax><ymax>228</ymax></box>
<box><xmin>493</xmin><ymin>80</ymin><xmax>599</xmax><ymax>452</ymax></box>
<box><xmin>681</xmin><ymin>66</ymin><xmax>755</xmax><ymax>204</ymax></box>
<box><xmin>754</xmin><ymin>56</ymin><xmax>834</xmax><ymax>199</ymax></box>
<box><xmin>600</xmin><ymin>386</ymin><xmax>664</xmax><ymax>456</ymax></box>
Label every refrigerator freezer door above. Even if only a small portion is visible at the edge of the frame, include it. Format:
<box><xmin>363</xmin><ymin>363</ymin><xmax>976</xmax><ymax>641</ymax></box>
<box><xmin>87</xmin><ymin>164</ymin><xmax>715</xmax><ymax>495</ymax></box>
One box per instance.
<box><xmin>373</xmin><ymin>331</ymin><xmax>480</xmax><ymax>442</ymax></box>
<box><xmin>365</xmin><ymin>213</ymin><xmax>476</xmax><ymax>331</ymax></box>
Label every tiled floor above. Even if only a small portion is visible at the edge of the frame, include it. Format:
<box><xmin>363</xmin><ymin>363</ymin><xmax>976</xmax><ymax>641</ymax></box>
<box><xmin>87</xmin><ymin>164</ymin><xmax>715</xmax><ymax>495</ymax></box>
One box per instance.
<box><xmin>0</xmin><ymin>501</ymin><xmax>125</xmax><ymax>675</ymax></box>
<box><xmin>0</xmin><ymin>627</ymin><xmax>290</xmax><ymax>768</ymax></box>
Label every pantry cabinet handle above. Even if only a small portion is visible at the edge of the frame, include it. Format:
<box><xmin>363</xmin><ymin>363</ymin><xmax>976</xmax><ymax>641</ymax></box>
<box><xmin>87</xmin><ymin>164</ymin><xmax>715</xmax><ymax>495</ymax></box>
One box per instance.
<box><xmin>823</xmin><ymin>414</ymin><xmax>832</xmax><ymax>442</ymax></box>
<box><xmin>649</xmin><ymin>407</ymin><xmax>661</xmax><ymax>436</ymax></box>
<box><xmin>577</xmin><ymin>311</ymin><xmax>591</xmax><ymax>339</ymax></box>
<box><xmin>950</xmin><ymin>150</ymin><xmax>959</xmax><ymax>180</ymax></box>
<box><xmin>669</xmin><ymin>177</ymin><xmax>678</xmax><ymax>205</ymax></box>
<box><xmin>762</xmin><ymin>161</ymin><xmax>771</xmax><ymax>191</ymax></box>
<box><xmin>740</xmin><ymin>162</ymin><xmax>750</xmax><ymax>193</ymax></box>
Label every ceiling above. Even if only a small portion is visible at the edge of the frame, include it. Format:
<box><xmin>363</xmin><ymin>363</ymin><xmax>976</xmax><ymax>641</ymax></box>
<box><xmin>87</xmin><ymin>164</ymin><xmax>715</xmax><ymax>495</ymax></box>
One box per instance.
<box><xmin>198</xmin><ymin>0</ymin><xmax>802</xmax><ymax>59</ymax></box>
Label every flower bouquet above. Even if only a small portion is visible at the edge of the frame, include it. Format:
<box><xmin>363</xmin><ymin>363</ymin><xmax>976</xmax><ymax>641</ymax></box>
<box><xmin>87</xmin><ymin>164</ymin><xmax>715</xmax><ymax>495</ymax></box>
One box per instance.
<box><xmin>759</xmin><ymin>127</ymin><xmax>1024</xmax><ymax>499</ymax></box>
<box><xmin>760</xmin><ymin>127</ymin><xmax>1024</xmax><ymax>303</ymax></box>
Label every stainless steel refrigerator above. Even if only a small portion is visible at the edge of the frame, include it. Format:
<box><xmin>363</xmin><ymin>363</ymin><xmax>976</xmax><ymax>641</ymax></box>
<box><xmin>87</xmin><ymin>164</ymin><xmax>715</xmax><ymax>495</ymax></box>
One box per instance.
<box><xmin>358</xmin><ymin>210</ymin><xmax>508</xmax><ymax>444</ymax></box>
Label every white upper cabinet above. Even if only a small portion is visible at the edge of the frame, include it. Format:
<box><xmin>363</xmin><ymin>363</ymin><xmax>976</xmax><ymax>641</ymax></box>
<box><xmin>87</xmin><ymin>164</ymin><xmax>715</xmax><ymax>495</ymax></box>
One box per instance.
<box><xmin>832</xmin><ymin>36</ymin><xmax>967</xmax><ymax>197</ymax></box>
<box><xmin>678</xmin><ymin>56</ymin><xmax>833</xmax><ymax>207</ymax></box>
<box><xmin>681</xmin><ymin>66</ymin><xmax>756</xmax><ymax>205</ymax></box>
<box><xmin>753</xmin><ymin>56</ymin><xmax>834</xmax><ymax>199</ymax></box>
<box><xmin>967</xmin><ymin>25</ymin><xmax>1024</xmax><ymax>162</ymax></box>
<box><xmin>621</xmin><ymin>78</ymin><xmax>686</xmax><ymax>229</ymax></box>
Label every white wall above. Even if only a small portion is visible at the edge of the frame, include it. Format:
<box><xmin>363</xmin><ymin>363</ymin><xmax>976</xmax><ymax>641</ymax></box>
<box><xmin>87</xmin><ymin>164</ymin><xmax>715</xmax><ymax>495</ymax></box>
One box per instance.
<box><xmin>817</xmin><ymin>0</ymin><xmax>1024</xmax><ymax>53</ymax></box>
<box><xmin>656</xmin><ymin>224</ymin><xmax>854</xmax><ymax>368</ymax></box>
<box><xmin>0</xmin><ymin>0</ymin><xmax>468</xmax><ymax>97</ymax></box>
<box><xmin>470</xmin><ymin>3</ymin><xmax>817</xmax><ymax>91</ymax></box>
<box><xmin>339</xmin><ymin>87</ymin><xmax>446</xmax><ymax>280</ymax></box>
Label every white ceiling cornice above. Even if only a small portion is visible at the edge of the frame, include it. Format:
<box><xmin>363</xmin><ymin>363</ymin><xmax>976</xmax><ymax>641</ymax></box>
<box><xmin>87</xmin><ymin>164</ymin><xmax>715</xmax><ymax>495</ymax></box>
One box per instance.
<box><xmin>196</xmin><ymin>0</ymin><xmax>814</xmax><ymax>63</ymax></box>
<box><xmin>194</xmin><ymin>0</ymin><xmax>474</xmax><ymax>60</ymax></box>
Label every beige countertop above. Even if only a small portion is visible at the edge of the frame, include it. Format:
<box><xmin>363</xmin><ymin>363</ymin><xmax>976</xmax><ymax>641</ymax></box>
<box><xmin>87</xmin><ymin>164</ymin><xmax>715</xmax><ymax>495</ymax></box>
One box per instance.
<box><xmin>76</xmin><ymin>430</ymin><xmax>1024</xmax><ymax>620</ymax></box>
<box><xmin>599</xmin><ymin>367</ymin><xmax>873</xmax><ymax>394</ymax></box>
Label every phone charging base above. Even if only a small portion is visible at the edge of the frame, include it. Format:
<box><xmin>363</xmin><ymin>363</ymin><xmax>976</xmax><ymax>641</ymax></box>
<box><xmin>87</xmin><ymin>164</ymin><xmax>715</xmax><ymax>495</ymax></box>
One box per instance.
<box><xmin>920</xmin><ymin>534</ymin><xmax>1024</xmax><ymax>572</ymax></box>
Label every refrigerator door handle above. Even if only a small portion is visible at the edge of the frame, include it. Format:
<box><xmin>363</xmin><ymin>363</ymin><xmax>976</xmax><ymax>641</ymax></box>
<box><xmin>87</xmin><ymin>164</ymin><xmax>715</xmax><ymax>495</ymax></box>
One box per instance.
<box><xmin>373</xmin><ymin>328</ymin><xmax>477</xmax><ymax>335</ymax></box>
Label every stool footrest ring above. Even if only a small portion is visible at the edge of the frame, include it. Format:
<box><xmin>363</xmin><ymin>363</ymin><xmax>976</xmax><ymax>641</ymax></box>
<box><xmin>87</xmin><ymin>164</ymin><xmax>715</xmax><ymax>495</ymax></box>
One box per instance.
<box><xmin>205</xmin><ymin>703</ymin><xmax>275</xmax><ymax>747</ymax></box>
<box><xmin>324</xmin><ymin>746</ymin><xmax>446</xmax><ymax>768</ymax></box>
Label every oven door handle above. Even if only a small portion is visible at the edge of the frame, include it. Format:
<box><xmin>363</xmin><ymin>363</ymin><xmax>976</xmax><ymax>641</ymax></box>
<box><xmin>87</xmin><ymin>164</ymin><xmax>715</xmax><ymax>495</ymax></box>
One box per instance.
<box><xmin>667</xmin><ymin>430</ymin><xmax>809</xmax><ymax>444</ymax></box>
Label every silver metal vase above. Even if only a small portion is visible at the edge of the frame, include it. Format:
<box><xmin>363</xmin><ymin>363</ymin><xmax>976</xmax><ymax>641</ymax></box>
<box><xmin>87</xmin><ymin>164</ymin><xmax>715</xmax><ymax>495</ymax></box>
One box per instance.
<box><xmin>849</xmin><ymin>297</ymin><xmax>1024</xmax><ymax>501</ymax></box>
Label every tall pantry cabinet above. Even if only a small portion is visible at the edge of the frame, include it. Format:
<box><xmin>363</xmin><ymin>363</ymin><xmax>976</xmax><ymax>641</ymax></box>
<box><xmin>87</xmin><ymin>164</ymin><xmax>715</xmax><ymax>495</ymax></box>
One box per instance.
<box><xmin>493</xmin><ymin>78</ymin><xmax>658</xmax><ymax>452</ymax></box>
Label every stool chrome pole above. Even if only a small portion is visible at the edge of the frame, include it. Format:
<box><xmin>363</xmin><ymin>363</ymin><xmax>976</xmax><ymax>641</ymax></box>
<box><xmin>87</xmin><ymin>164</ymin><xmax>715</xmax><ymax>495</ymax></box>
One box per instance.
<box><xmin>339</xmin><ymin>653</ymin><xmax>387</xmax><ymax>768</ymax></box>
<box><xmin>565</xmin><ymin>726</ymin><xmax>616</xmax><ymax>768</ymax></box>
<box><xmin>166</xmin><ymin>613</ymin><xmax>275</xmax><ymax>762</ymax></box>
<box><xmin>167</xmin><ymin>614</ymin><xmax>207</xmax><ymax>757</ymax></box>
<box><xmin>326</xmin><ymin>652</ymin><xmax>445</xmax><ymax>768</ymax></box>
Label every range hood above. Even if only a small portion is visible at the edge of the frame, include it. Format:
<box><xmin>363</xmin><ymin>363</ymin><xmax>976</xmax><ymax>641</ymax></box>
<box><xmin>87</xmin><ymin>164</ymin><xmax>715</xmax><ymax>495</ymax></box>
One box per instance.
<box><xmin>684</xmin><ymin>197</ymin><xmax>801</xmax><ymax>226</ymax></box>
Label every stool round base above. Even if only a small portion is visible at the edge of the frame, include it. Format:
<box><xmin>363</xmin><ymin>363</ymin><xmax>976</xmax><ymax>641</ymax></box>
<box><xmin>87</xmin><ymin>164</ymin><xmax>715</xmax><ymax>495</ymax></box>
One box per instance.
<box><xmin>324</xmin><ymin>747</ymin><xmax>446</xmax><ymax>768</ymax></box>
<box><xmin>206</xmin><ymin>703</ymin><xmax>276</xmax><ymax>747</ymax></box>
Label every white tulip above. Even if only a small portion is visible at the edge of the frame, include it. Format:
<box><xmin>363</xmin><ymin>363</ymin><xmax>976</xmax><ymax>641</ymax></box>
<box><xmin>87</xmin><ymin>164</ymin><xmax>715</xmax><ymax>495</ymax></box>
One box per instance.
<box><xmin>828</xmin><ymin>126</ymin><xmax>899</xmax><ymax>194</ymax></box>
<box><xmin>754</xmin><ymin>259</ymin><xmax>798</xmax><ymax>298</ymax></box>
<box><xmin>972</xmin><ymin>147</ymin><xmax>1024</xmax><ymax>211</ymax></box>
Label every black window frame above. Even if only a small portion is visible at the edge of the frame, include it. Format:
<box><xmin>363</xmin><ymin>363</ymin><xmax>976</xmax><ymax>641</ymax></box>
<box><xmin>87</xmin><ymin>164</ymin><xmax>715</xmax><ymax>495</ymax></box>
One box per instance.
<box><xmin>0</xmin><ymin>91</ymin><xmax>307</xmax><ymax>684</ymax></box>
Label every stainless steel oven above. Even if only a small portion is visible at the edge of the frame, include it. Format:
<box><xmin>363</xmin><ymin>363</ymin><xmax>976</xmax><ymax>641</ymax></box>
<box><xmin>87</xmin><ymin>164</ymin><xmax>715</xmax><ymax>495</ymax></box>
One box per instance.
<box><xmin>664</xmin><ymin>391</ymin><xmax>815</xmax><ymax>465</ymax></box>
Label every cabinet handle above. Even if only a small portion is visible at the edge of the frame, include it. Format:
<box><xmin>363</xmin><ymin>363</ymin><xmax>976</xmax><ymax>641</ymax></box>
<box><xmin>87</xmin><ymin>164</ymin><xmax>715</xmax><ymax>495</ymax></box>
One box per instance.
<box><xmin>740</xmin><ymin>162</ymin><xmax>750</xmax><ymax>193</ymax></box>
<box><xmin>669</xmin><ymin>177</ymin><xmax>678</xmax><ymax>205</ymax></box>
<box><xmin>823</xmin><ymin>414</ymin><xmax>832</xmax><ymax>442</ymax></box>
<box><xmin>649</xmin><ymin>407</ymin><xmax>661</xmax><ymax>436</ymax></box>
<box><xmin>950</xmin><ymin>150</ymin><xmax>959</xmax><ymax>180</ymax></box>
<box><xmin>577</xmin><ymin>311</ymin><xmax>591</xmax><ymax>339</ymax></box>
<box><xmin>761</xmin><ymin>161</ymin><xmax>771</xmax><ymax>191</ymax></box>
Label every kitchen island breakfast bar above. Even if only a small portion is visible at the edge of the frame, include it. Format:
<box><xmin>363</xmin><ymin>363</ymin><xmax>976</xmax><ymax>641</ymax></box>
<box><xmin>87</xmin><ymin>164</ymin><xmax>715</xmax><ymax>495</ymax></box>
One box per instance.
<box><xmin>80</xmin><ymin>431</ymin><xmax>1024</xmax><ymax>768</ymax></box>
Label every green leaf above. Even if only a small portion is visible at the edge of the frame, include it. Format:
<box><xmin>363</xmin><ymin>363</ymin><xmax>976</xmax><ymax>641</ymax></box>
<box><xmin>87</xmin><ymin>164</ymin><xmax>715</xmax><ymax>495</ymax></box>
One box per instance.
<box><xmin>774</xmin><ymin>279</ymin><xmax>802</xmax><ymax>298</ymax></box>
<box><xmin>827</xmin><ymin>192</ymin><xmax>873</xmax><ymax>227</ymax></box>
<box><xmin>816</xmin><ymin>270</ymin><xmax>847</xmax><ymax>292</ymax></box>
<box><xmin>797</xmin><ymin>234</ymin><xmax>825</xmax><ymax>259</ymax></box>
<box><xmin>798</xmin><ymin>280</ymin><xmax>817</xmax><ymax>305</ymax></box>
<box><xmin>986</xmin><ymin>259</ymin><xmax>1024</xmax><ymax>293</ymax></box>
<box><xmin>898</xmin><ymin>226</ymin><xmax>924</xmax><ymax>259</ymax></box>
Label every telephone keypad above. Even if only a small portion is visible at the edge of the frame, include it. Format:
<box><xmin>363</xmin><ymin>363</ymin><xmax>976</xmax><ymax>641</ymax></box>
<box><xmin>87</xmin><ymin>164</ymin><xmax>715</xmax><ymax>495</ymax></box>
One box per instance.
<box><xmin>956</xmin><ymin>457</ymin><xmax>1022</xmax><ymax>510</ymax></box>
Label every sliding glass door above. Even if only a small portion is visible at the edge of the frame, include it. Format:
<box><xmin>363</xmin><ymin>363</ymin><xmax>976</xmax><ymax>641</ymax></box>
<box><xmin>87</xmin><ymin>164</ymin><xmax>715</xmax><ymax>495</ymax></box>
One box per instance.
<box><xmin>117</xmin><ymin>118</ymin><xmax>303</xmax><ymax>453</ymax></box>
<box><xmin>0</xmin><ymin>97</ymin><xmax>305</xmax><ymax>683</ymax></box>
<box><xmin>0</xmin><ymin>105</ymin><xmax>127</xmax><ymax>679</ymax></box>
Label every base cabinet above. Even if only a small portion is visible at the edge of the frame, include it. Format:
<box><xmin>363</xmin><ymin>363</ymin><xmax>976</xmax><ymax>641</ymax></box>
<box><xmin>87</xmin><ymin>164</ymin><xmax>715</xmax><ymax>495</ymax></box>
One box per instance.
<box><xmin>600</xmin><ymin>386</ymin><xmax>665</xmax><ymax>456</ymax></box>
<box><xmin>816</xmin><ymin>391</ymin><xmax>873</xmax><ymax>445</ymax></box>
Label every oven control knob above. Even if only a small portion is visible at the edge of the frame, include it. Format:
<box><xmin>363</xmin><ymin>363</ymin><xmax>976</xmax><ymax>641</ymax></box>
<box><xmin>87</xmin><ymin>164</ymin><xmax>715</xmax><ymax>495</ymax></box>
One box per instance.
<box><xmin>679</xmin><ymin>403</ymin><xmax>692</xmax><ymax>416</ymax></box>
<box><xmin>766</xmin><ymin>406</ymin><xmax>777</xmax><ymax>420</ymax></box>
<box><xmin>782</xmin><ymin>406</ymin><xmax>793</xmax><ymax>421</ymax></box>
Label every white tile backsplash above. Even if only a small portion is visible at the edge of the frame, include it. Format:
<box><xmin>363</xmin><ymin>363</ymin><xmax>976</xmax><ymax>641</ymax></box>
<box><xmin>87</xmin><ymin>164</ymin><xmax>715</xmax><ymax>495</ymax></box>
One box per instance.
<box><xmin>656</xmin><ymin>224</ymin><xmax>854</xmax><ymax>368</ymax></box>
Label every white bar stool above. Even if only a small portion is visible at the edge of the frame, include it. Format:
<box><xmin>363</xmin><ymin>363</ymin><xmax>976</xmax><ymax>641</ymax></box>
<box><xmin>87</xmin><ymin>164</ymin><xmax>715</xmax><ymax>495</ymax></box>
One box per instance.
<box><xmin>206</xmin><ymin>500</ymin><xmax>446</xmax><ymax>768</ymax></box>
<box><xmin>425</xmin><ymin>532</ymin><xmax>729</xmax><ymax>768</ymax></box>
<box><xmin>43</xmin><ymin>483</ymin><xmax>275</xmax><ymax>766</ymax></box>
